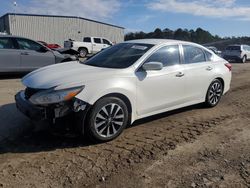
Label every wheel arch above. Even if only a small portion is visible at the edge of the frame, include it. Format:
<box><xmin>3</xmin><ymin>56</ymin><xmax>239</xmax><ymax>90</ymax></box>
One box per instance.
<box><xmin>89</xmin><ymin>92</ymin><xmax>133</xmax><ymax>125</ymax></box>
<box><xmin>214</xmin><ymin>77</ymin><xmax>225</xmax><ymax>92</ymax></box>
<box><xmin>78</xmin><ymin>47</ymin><xmax>89</xmax><ymax>54</ymax></box>
<box><xmin>98</xmin><ymin>93</ymin><xmax>132</xmax><ymax>114</ymax></box>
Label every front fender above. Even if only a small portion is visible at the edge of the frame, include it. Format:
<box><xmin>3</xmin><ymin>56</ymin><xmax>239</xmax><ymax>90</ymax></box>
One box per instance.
<box><xmin>75</xmin><ymin>77</ymin><xmax>137</xmax><ymax>123</ymax></box>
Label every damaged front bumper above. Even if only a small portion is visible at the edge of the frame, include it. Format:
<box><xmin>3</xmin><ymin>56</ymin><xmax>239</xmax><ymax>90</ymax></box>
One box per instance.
<box><xmin>15</xmin><ymin>91</ymin><xmax>89</xmax><ymax>121</ymax></box>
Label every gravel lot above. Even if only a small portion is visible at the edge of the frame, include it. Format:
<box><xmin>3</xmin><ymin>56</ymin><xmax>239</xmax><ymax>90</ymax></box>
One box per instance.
<box><xmin>0</xmin><ymin>63</ymin><xmax>250</xmax><ymax>187</ymax></box>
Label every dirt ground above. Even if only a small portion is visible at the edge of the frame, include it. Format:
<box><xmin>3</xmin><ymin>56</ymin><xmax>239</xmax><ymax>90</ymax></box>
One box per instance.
<box><xmin>0</xmin><ymin>63</ymin><xmax>250</xmax><ymax>188</ymax></box>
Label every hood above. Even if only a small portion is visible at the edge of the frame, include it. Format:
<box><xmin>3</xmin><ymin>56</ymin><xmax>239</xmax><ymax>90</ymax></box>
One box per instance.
<box><xmin>22</xmin><ymin>61</ymin><xmax>118</xmax><ymax>89</ymax></box>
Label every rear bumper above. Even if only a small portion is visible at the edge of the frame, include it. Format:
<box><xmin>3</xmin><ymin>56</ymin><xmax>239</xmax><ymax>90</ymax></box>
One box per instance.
<box><xmin>223</xmin><ymin>55</ymin><xmax>241</xmax><ymax>61</ymax></box>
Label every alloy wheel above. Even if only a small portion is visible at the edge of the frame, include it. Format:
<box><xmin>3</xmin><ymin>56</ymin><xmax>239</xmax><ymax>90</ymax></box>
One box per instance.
<box><xmin>208</xmin><ymin>82</ymin><xmax>222</xmax><ymax>105</ymax></box>
<box><xmin>94</xmin><ymin>103</ymin><xmax>125</xmax><ymax>138</ymax></box>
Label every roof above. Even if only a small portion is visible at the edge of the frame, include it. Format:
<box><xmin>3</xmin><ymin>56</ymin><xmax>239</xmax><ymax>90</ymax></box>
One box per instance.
<box><xmin>125</xmin><ymin>39</ymin><xmax>197</xmax><ymax>45</ymax></box>
<box><xmin>227</xmin><ymin>44</ymin><xmax>249</xmax><ymax>46</ymax></box>
<box><xmin>0</xmin><ymin>13</ymin><xmax>124</xmax><ymax>29</ymax></box>
<box><xmin>0</xmin><ymin>34</ymin><xmax>26</xmax><ymax>38</ymax></box>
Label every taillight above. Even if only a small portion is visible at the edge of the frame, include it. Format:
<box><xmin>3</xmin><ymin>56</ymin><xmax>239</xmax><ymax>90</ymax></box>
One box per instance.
<box><xmin>225</xmin><ymin>63</ymin><xmax>232</xmax><ymax>71</ymax></box>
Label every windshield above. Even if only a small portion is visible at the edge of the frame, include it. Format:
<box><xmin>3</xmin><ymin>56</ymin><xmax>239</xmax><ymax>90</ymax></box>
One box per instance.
<box><xmin>84</xmin><ymin>43</ymin><xmax>154</xmax><ymax>68</ymax></box>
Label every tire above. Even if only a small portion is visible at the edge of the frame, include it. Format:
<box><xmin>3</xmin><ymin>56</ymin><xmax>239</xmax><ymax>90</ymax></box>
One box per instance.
<box><xmin>241</xmin><ymin>55</ymin><xmax>246</xmax><ymax>63</ymax></box>
<box><xmin>205</xmin><ymin>79</ymin><xmax>223</xmax><ymax>107</ymax></box>
<box><xmin>84</xmin><ymin>97</ymin><xmax>129</xmax><ymax>142</ymax></box>
<box><xmin>78</xmin><ymin>48</ymin><xmax>87</xmax><ymax>58</ymax></box>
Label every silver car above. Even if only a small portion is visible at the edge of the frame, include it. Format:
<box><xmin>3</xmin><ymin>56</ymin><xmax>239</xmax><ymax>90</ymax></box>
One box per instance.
<box><xmin>223</xmin><ymin>44</ymin><xmax>250</xmax><ymax>63</ymax></box>
<box><xmin>0</xmin><ymin>35</ymin><xmax>74</xmax><ymax>73</ymax></box>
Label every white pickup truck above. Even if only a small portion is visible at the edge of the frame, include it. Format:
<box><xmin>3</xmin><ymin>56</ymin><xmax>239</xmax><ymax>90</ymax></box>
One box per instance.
<box><xmin>64</xmin><ymin>37</ymin><xmax>113</xmax><ymax>57</ymax></box>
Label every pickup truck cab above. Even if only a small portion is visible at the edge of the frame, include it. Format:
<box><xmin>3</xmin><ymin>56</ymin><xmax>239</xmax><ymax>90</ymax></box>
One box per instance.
<box><xmin>64</xmin><ymin>37</ymin><xmax>113</xmax><ymax>57</ymax></box>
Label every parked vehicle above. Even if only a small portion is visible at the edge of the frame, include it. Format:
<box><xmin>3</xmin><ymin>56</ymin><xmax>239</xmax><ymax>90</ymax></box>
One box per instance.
<box><xmin>38</xmin><ymin>41</ymin><xmax>61</xmax><ymax>49</ymax></box>
<box><xmin>0</xmin><ymin>35</ymin><xmax>75</xmax><ymax>73</ymax></box>
<box><xmin>206</xmin><ymin>46</ymin><xmax>222</xmax><ymax>56</ymax></box>
<box><xmin>222</xmin><ymin>44</ymin><xmax>250</xmax><ymax>63</ymax></box>
<box><xmin>56</xmin><ymin>48</ymin><xmax>80</xmax><ymax>56</ymax></box>
<box><xmin>15</xmin><ymin>39</ymin><xmax>232</xmax><ymax>142</ymax></box>
<box><xmin>64</xmin><ymin>37</ymin><xmax>112</xmax><ymax>57</ymax></box>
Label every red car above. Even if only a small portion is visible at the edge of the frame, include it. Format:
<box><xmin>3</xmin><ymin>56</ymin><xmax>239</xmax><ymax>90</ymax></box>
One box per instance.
<box><xmin>38</xmin><ymin>41</ymin><xmax>61</xmax><ymax>49</ymax></box>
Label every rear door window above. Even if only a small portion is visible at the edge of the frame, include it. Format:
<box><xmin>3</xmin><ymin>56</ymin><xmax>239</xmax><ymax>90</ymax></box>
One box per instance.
<box><xmin>183</xmin><ymin>45</ymin><xmax>206</xmax><ymax>64</ymax></box>
<box><xmin>0</xmin><ymin>38</ymin><xmax>15</xmax><ymax>49</ymax></box>
<box><xmin>94</xmin><ymin>38</ymin><xmax>102</xmax><ymax>44</ymax></box>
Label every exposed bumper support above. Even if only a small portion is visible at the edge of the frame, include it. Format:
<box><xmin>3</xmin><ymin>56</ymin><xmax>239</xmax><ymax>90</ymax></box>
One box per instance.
<box><xmin>15</xmin><ymin>91</ymin><xmax>90</xmax><ymax>121</ymax></box>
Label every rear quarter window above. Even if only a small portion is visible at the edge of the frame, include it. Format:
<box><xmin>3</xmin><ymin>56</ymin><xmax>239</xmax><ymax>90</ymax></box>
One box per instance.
<box><xmin>204</xmin><ymin>50</ymin><xmax>213</xmax><ymax>61</ymax></box>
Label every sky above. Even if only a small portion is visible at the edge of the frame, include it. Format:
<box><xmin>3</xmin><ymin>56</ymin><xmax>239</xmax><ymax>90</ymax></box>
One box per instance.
<box><xmin>1</xmin><ymin>0</ymin><xmax>250</xmax><ymax>37</ymax></box>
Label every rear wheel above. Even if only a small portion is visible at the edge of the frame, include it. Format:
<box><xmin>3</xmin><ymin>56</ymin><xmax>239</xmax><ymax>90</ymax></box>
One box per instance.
<box><xmin>205</xmin><ymin>79</ymin><xmax>223</xmax><ymax>107</ymax></box>
<box><xmin>84</xmin><ymin>97</ymin><xmax>129</xmax><ymax>142</ymax></box>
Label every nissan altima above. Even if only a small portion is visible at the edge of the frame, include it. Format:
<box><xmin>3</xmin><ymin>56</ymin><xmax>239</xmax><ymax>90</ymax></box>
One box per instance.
<box><xmin>15</xmin><ymin>39</ymin><xmax>232</xmax><ymax>142</ymax></box>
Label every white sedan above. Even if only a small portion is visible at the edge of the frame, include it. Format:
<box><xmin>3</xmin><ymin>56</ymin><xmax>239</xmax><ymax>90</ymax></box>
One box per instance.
<box><xmin>15</xmin><ymin>39</ymin><xmax>232</xmax><ymax>142</ymax></box>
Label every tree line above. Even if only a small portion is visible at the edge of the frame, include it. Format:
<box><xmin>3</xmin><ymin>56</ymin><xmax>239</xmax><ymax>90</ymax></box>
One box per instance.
<box><xmin>125</xmin><ymin>28</ymin><xmax>250</xmax><ymax>50</ymax></box>
<box><xmin>125</xmin><ymin>28</ymin><xmax>221</xmax><ymax>44</ymax></box>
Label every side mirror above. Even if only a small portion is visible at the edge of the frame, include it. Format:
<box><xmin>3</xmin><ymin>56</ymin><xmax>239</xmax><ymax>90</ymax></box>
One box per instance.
<box><xmin>142</xmin><ymin>62</ymin><xmax>163</xmax><ymax>71</ymax></box>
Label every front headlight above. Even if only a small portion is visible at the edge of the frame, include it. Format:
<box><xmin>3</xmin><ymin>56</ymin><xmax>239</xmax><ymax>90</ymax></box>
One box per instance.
<box><xmin>29</xmin><ymin>86</ymin><xmax>84</xmax><ymax>105</ymax></box>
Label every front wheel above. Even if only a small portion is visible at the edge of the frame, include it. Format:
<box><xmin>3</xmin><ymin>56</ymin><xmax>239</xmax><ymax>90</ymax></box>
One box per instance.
<box><xmin>84</xmin><ymin>97</ymin><xmax>129</xmax><ymax>142</ymax></box>
<box><xmin>205</xmin><ymin>79</ymin><xmax>223</xmax><ymax>107</ymax></box>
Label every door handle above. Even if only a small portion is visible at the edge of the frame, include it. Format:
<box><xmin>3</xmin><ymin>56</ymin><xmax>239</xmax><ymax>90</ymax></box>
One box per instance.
<box><xmin>206</xmin><ymin>66</ymin><xmax>213</xmax><ymax>71</ymax></box>
<box><xmin>21</xmin><ymin>52</ymin><xmax>29</xmax><ymax>55</ymax></box>
<box><xmin>176</xmin><ymin>72</ymin><xmax>185</xmax><ymax>77</ymax></box>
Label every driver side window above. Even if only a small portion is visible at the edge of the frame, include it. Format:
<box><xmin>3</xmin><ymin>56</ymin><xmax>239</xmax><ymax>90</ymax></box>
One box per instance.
<box><xmin>16</xmin><ymin>38</ymin><xmax>43</xmax><ymax>51</ymax></box>
<box><xmin>145</xmin><ymin>45</ymin><xmax>180</xmax><ymax>67</ymax></box>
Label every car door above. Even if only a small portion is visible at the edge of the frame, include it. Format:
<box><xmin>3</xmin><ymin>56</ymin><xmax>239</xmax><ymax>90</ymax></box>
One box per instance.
<box><xmin>135</xmin><ymin>45</ymin><xmax>187</xmax><ymax>117</ymax></box>
<box><xmin>0</xmin><ymin>37</ymin><xmax>21</xmax><ymax>72</ymax></box>
<box><xmin>15</xmin><ymin>38</ymin><xmax>55</xmax><ymax>71</ymax></box>
<box><xmin>181</xmin><ymin>45</ymin><xmax>215</xmax><ymax>102</ymax></box>
<box><xmin>92</xmin><ymin>38</ymin><xmax>104</xmax><ymax>53</ymax></box>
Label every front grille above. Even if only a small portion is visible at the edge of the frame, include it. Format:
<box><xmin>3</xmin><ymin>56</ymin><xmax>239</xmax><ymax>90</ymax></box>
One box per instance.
<box><xmin>24</xmin><ymin>87</ymin><xmax>42</xmax><ymax>99</ymax></box>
